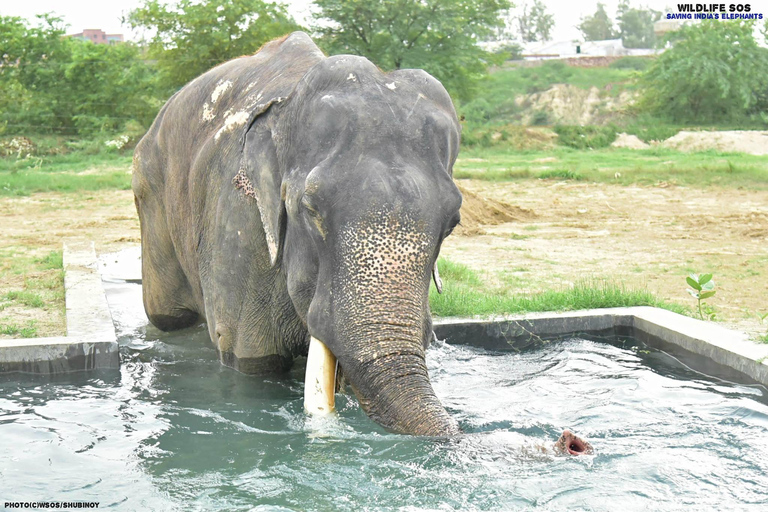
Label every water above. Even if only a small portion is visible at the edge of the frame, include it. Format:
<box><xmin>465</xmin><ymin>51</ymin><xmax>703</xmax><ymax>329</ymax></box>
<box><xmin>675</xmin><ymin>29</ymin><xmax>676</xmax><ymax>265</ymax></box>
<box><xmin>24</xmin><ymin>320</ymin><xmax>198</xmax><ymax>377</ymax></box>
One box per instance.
<box><xmin>1</xmin><ymin>276</ymin><xmax>768</xmax><ymax>511</ymax></box>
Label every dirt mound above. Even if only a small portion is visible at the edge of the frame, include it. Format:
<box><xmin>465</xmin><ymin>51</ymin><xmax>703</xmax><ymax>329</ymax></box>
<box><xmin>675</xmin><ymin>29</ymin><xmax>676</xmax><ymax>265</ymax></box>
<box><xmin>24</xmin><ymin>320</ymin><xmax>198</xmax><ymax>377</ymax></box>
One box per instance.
<box><xmin>455</xmin><ymin>184</ymin><xmax>536</xmax><ymax>235</ymax></box>
<box><xmin>468</xmin><ymin>125</ymin><xmax>558</xmax><ymax>151</ymax></box>
<box><xmin>661</xmin><ymin>130</ymin><xmax>768</xmax><ymax>155</ymax></box>
<box><xmin>611</xmin><ymin>133</ymin><xmax>650</xmax><ymax>149</ymax></box>
<box><xmin>516</xmin><ymin>84</ymin><xmax>636</xmax><ymax>125</ymax></box>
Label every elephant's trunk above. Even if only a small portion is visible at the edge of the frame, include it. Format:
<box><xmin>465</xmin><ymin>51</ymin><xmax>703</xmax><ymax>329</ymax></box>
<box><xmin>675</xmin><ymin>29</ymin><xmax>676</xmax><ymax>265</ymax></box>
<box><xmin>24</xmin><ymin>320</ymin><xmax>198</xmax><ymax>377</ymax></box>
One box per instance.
<box><xmin>304</xmin><ymin>209</ymin><xmax>459</xmax><ymax>436</ymax></box>
<box><xmin>312</xmin><ymin>286</ymin><xmax>459</xmax><ymax>436</ymax></box>
<box><xmin>305</xmin><ymin>314</ymin><xmax>459</xmax><ymax>436</ymax></box>
<box><xmin>342</xmin><ymin>335</ymin><xmax>460</xmax><ymax>436</ymax></box>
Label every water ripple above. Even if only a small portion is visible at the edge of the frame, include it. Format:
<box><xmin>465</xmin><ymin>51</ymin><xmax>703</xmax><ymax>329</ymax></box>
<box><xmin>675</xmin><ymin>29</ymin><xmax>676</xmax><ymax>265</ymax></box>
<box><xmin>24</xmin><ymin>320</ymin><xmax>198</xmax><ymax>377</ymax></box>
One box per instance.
<box><xmin>1</xmin><ymin>276</ymin><xmax>766</xmax><ymax>510</ymax></box>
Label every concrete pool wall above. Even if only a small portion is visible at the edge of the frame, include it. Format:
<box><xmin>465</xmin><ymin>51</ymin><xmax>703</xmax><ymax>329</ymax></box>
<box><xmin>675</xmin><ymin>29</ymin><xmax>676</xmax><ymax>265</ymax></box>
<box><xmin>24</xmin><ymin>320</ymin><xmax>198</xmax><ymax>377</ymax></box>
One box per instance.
<box><xmin>434</xmin><ymin>308</ymin><xmax>768</xmax><ymax>387</ymax></box>
<box><xmin>1</xmin><ymin>243</ymin><xmax>767</xmax><ymax>388</ymax></box>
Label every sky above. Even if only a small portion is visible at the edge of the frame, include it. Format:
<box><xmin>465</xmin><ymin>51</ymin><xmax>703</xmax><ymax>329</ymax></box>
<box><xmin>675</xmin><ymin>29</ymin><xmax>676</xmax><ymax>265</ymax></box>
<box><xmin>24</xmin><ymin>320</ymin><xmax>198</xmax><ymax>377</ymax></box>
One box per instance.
<box><xmin>3</xmin><ymin>0</ymin><xmax>767</xmax><ymax>42</ymax></box>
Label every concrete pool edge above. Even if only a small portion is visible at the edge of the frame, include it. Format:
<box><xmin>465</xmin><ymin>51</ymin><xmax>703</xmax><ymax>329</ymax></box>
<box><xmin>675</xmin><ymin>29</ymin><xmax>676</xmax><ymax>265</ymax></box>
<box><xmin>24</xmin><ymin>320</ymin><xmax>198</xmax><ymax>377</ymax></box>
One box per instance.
<box><xmin>2</xmin><ymin>241</ymin><xmax>766</xmax><ymax>384</ymax></box>
<box><xmin>0</xmin><ymin>241</ymin><xmax>119</xmax><ymax>374</ymax></box>
<box><xmin>434</xmin><ymin>307</ymin><xmax>768</xmax><ymax>387</ymax></box>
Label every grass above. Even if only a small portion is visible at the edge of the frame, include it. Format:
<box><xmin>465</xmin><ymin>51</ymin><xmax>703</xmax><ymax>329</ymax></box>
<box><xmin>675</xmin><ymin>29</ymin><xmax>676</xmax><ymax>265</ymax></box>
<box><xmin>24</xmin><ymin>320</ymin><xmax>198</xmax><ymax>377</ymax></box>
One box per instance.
<box><xmin>0</xmin><ymin>249</ymin><xmax>65</xmax><ymax>337</ymax></box>
<box><xmin>454</xmin><ymin>147</ymin><xmax>768</xmax><ymax>189</ymax></box>
<box><xmin>537</xmin><ymin>169</ymin><xmax>583</xmax><ymax>181</ymax></box>
<box><xmin>1</xmin><ymin>290</ymin><xmax>45</xmax><ymax>309</ymax></box>
<box><xmin>0</xmin><ymin>134</ymin><xmax>133</xmax><ymax>196</ymax></box>
<box><xmin>36</xmin><ymin>250</ymin><xmax>63</xmax><ymax>270</ymax></box>
<box><xmin>0</xmin><ymin>167</ymin><xmax>132</xmax><ymax>196</ymax></box>
<box><xmin>0</xmin><ymin>320</ymin><xmax>37</xmax><ymax>337</ymax></box>
<box><xmin>429</xmin><ymin>258</ymin><xmax>686</xmax><ymax>318</ymax></box>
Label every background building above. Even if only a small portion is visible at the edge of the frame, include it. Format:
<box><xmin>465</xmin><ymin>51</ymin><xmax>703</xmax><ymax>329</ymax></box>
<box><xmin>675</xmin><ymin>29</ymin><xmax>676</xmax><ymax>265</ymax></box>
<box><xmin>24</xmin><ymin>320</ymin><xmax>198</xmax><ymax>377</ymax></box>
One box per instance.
<box><xmin>67</xmin><ymin>29</ymin><xmax>124</xmax><ymax>45</ymax></box>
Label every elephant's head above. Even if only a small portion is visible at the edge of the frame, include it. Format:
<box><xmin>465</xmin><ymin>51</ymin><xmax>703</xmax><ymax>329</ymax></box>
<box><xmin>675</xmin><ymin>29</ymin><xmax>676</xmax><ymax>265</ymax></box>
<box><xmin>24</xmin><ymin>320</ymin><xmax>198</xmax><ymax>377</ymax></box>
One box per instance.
<box><xmin>242</xmin><ymin>55</ymin><xmax>462</xmax><ymax>436</ymax></box>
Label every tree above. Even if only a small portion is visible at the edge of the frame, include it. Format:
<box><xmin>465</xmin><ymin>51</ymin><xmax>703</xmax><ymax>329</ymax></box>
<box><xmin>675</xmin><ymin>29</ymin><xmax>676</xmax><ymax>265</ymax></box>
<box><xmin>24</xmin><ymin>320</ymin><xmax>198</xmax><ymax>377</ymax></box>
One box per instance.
<box><xmin>125</xmin><ymin>0</ymin><xmax>301</xmax><ymax>93</ymax></box>
<box><xmin>0</xmin><ymin>14</ymin><xmax>157</xmax><ymax>135</ymax></box>
<box><xmin>1</xmin><ymin>15</ymin><xmax>68</xmax><ymax>133</ymax></box>
<box><xmin>516</xmin><ymin>1</ymin><xmax>554</xmax><ymax>43</ymax></box>
<box><xmin>312</xmin><ymin>0</ymin><xmax>511</xmax><ymax>101</ymax></box>
<box><xmin>616</xmin><ymin>1</ymin><xmax>661</xmax><ymax>49</ymax></box>
<box><xmin>63</xmin><ymin>42</ymin><xmax>159</xmax><ymax>134</ymax></box>
<box><xmin>578</xmin><ymin>3</ymin><xmax>617</xmax><ymax>41</ymax></box>
<box><xmin>639</xmin><ymin>21</ymin><xmax>768</xmax><ymax>123</ymax></box>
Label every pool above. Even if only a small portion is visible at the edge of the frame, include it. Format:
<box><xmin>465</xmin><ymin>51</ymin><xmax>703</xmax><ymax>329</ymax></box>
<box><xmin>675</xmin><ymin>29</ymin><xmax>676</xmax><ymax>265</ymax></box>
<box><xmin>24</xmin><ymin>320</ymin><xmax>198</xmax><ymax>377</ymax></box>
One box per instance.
<box><xmin>1</xmin><ymin>277</ymin><xmax>767</xmax><ymax>510</ymax></box>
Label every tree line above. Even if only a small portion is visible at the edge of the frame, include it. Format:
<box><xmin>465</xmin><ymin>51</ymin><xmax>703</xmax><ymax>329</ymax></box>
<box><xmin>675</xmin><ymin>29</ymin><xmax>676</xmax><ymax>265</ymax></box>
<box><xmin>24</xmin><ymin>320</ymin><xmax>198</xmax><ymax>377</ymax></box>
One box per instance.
<box><xmin>1</xmin><ymin>0</ymin><xmax>765</xmax><ymax>137</ymax></box>
<box><xmin>578</xmin><ymin>1</ymin><xmax>661</xmax><ymax>48</ymax></box>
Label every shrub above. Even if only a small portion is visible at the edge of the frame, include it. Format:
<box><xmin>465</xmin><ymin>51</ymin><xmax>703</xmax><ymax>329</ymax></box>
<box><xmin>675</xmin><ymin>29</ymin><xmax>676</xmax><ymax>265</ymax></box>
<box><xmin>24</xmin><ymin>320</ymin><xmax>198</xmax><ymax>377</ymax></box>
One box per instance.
<box><xmin>525</xmin><ymin>60</ymin><xmax>574</xmax><ymax>93</ymax></box>
<box><xmin>530</xmin><ymin>110</ymin><xmax>550</xmax><ymax>126</ymax></box>
<box><xmin>638</xmin><ymin>20</ymin><xmax>768</xmax><ymax>124</ymax></box>
<box><xmin>538</xmin><ymin>169</ymin><xmax>583</xmax><ymax>180</ymax></box>
<box><xmin>553</xmin><ymin>125</ymin><xmax>617</xmax><ymax>149</ymax></box>
<box><xmin>609</xmin><ymin>56</ymin><xmax>651</xmax><ymax>71</ymax></box>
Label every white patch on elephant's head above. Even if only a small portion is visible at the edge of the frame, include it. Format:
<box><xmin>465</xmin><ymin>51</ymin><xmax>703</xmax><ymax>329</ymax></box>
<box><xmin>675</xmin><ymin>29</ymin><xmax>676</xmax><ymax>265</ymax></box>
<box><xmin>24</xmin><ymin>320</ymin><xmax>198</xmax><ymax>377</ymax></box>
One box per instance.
<box><xmin>214</xmin><ymin>110</ymin><xmax>250</xmax><ymax>141</ymax></box>
<box><xmin>244</xmin><ymin>80</ymin><xmax>259</xmax><ymax>92</ymax></box>
<box><xmin>386</xmin><ymin>82</ymin><xmax>397</xmax><ymax>90</ymax></box>
<box><xmin>202</xmin><ymin>102</ymin><xmax>215</xmax><ymax>121</ymax></box>
<box><xmin>211</xmin><ymin>80</ymin><xmax>233</xmax><ymax>104</ymax></box>
<box><xmin>321</xmin><ymin>94</ymin><xmax>334</xmax><ymax>102</ymax></box>
<box><xmin>347</xmin><ymin>73</ymin><xmax>357</xmax><ymax>82</ymax></box>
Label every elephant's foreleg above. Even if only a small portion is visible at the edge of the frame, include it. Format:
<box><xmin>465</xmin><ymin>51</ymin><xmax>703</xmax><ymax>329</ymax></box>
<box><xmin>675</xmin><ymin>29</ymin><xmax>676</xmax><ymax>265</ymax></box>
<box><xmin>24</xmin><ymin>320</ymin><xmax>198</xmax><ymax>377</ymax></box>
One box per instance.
<box><xmin>136</xmin><ymin>195</ymin><xmax>199</xmax><ymax>331</ymax></box>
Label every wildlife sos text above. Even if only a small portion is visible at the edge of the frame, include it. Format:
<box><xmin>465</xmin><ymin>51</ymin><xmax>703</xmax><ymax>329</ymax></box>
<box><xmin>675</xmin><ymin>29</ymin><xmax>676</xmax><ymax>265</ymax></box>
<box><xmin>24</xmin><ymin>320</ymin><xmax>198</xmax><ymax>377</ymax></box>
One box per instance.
<box><xmin>667</xmin><ymin>4</ymin><xmax>763</xmax><ymax>19</ymax></box>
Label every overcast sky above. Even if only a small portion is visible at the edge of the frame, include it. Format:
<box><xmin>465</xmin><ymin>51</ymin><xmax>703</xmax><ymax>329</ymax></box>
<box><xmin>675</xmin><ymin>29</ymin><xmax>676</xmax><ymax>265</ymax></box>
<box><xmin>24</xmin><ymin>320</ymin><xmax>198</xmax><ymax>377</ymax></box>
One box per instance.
<box><xmin>3</xmin><ymin>1</ymin><xmax>767</xmax><ymax>42</ymax></box>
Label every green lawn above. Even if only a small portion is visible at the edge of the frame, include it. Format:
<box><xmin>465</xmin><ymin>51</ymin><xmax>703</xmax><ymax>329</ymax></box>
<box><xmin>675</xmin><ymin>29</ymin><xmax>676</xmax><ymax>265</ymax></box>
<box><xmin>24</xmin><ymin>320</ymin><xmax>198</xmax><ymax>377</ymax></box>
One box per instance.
<box><xmin>429</xmin><ymin>258</ymin><xmax>687</xmax><ymax>318</ymax></box>
<box><xmin>0</xmin><ymin>153</ymin><xmax>132</xmax><ymax>196</ymax></box>
<box><xmin>454</xmin><ymin>147</ymin><xmax>768</xmax><ymax>189</ymax></box>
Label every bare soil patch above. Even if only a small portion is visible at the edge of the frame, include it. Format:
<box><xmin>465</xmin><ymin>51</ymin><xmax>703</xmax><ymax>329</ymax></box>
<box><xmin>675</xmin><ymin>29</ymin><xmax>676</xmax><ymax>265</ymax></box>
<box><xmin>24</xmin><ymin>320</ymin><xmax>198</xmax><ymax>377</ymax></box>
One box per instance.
<box><xmin>444</xmin><ymin>180</ymin><xmax>768</xmax><ymax>338</ymax></box>
<box><xmin>515</xmin><ymin>84</ymin><xmax>635</xmax><ymax>125</ymax></box>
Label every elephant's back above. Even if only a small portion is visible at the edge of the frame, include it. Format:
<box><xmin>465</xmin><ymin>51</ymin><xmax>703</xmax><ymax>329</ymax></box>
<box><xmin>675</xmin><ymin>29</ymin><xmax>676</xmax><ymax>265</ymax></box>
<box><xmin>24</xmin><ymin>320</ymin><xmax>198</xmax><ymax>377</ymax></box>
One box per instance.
<box><xmin>161</xmin><ymin>32</ymin><xmax>323</xmax><ymax>157</ymax></box>
<box><xmin>135</xmin><ymin>31</ymin><xmax>325</xmax><ymax>186</ymax></box>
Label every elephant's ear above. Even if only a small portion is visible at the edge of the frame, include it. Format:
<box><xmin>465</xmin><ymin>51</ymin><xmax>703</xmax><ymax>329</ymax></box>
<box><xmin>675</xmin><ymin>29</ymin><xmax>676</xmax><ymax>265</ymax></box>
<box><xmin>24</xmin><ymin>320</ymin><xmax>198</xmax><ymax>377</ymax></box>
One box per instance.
<box><xmin>239</xmin><ymin>99</ymin><xmax>285</xmax><ymax>267</ymax></box>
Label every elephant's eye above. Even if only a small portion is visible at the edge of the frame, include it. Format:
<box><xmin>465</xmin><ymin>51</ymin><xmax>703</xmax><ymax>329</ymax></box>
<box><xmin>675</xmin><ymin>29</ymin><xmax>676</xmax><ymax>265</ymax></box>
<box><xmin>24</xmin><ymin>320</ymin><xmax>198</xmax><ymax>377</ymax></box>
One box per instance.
<box><xmin>301</xmin><ymin>194</ymin><xmax>327</xmax><ymax>239</ymax></box>
<box><xmin>300</xmin><ymin>194</ymin><xmax>321</xmax><ymax>218</ymax></box>
<box><xmin>445</xmin><ymin>214</ymin><xmax>461</xmax><ymax>237</ymax></box>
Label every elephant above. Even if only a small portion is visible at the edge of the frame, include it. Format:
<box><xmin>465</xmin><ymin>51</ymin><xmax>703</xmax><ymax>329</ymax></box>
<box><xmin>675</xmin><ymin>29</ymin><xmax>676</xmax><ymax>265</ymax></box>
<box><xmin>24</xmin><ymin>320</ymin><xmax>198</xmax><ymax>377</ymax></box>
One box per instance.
<box><xmin>133</xmin><ymin>32</ymin><xmax>463</xmax><ymax>436</ymax></box>
<box><xmin>133</xmin><ymin>32</ymin><xmax>596</xmax><ymax>452</ymax></box>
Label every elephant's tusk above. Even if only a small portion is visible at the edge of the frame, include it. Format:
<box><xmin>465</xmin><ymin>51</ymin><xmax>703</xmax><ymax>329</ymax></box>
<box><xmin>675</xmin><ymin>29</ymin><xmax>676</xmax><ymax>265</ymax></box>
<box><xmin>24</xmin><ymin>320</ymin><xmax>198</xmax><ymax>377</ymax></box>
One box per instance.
<box><xmin>432</xmin><ymin>261</ymin><xmax>443</xmax><ymax>294</ymax></box>
<box><xmin>304</xmin><ymin>336</ymin><xmax>337</xmax><ymax>415</ymax></box>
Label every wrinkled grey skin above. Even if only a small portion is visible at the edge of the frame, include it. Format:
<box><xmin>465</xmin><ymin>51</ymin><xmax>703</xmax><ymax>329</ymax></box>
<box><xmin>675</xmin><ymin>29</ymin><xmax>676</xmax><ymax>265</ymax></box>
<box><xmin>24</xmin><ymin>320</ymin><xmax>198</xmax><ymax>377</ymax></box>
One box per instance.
<box><xmin>133</xmin><ymin>32</ymin><xmax>462</xmax><ymax>436</ymax></box>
